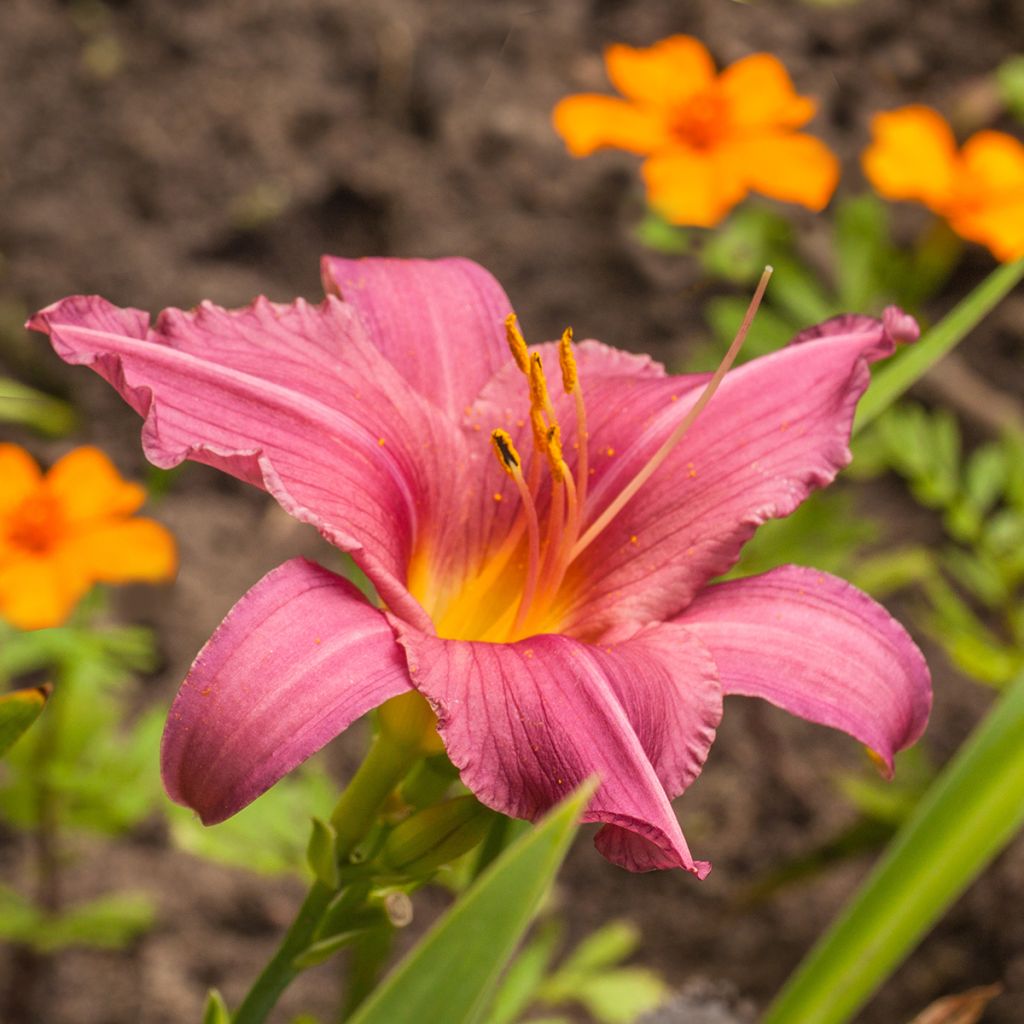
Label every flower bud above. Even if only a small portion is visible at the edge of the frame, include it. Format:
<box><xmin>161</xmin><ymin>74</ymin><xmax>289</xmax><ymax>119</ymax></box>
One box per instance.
<box><xmin>380</xmin><ymin>796</ymin><xmax>493</xmax><ymax>876</ymax></box>
<box><xmin>377</xmin><ymin>691</ymin><xmax>445</xmax><ymax>755</ymax></box>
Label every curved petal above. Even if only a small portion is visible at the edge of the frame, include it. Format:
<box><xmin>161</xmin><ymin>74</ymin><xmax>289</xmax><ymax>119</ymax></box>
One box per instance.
<box><xmin>0</xmin><ymin>444</ymin><xmax>42</xmax><ymax>517</ymax></box>
<box><xmin>642</xmin><ymin>149</ymin><xmax>747</xmax><ymax>228</ymax></box>
<box><xmin>319</xmin><ymin>256</ymin><xmax>514</xmax><ymax>420</ymax></box>
<box><xmin>162</xmin><ymin>558</ymin><xmax>413</xmax><ymax>824</ymax></box>
<box><xmin>717</xmin><ymin>54</ymin><xmax>816</xmax><ymax>129</ymax></box>
<box><xmin>862</xmin><ymin>105</ymin><xmax>958</xmax><ymax>210</ymax></box>
<box><xmin>553</xmin><ymin>94</ymin><xmax>671</xmax><ymax>156</ymax></box>
<box><xmin>605</xmin><ymin>36</ymin><xmax>716</xmax><ymax>108</ymax></box>
<box><xmin>59</xmin><ymin>518</ymin><xmax>177</xmax><ymax>584</ymax></box>
<box><xmin>554</xmin><ymin>311</ymin><xmax>917</xmax><ymax>638</ymax></box>
<box><xmin>395</xmin><ymin>620</ymin><xmax>722</xmax><ymax>875</ymax></box>
<box><xmin>722</xmin><ymin>132</ymin><xmax>839</xmax><ymax>211</ymax></box>
<box><xmin>45</xmin><ymin>446</ymin><xmax>146</xmax><ymax>522</ymax></box>
<box><xmin>677</xmin><ymin>565</ymin><xmax>931</xmax><ymax>772</ymax></box>
<box><xmin>29</xmin><ymin>294</ymin><xmax>463</xmax><ymax>629</ymax></box>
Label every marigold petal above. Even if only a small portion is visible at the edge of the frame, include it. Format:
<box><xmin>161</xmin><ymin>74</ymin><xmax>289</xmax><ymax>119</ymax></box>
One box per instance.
<box><xmin>0</xmin><ymin>554</ymin><xmax>88</xmax><ymax>630</ymax></box>
<box><xmin>605</xmin><ymin>36</ymin><xmax>715</xmax><ymax>107</ymax></box>
<box><xmin>641</xmin><ymin>150</ymin><xmax>747</xmax><ymax>228</ymax></box>
<box><xmin>45</xmin><ymin>446</ymin><xmax>146</xmax><ymax>523</ymax></box>
<box><xmin>0</xmin><ymin>444</ymin><xmax>42</xmax><ymax>517</ymax></box>
<box><xmin>58</xmin><ymin>518</ymin><xmax>177</xmax><ymax>586</ymax></box>
<box><xmin>946</xmin><ymin>131</ymin><xmax>1024</xmax><ymax>260</ymax></box>
<box><xmin>862</xmin><ymin>105</ymin><xmax>958</xmax><ymax>210</ymax></box>
<box><xmin>717</xmin><ymin>53</ymin><xmax>816</xmax><ymax>129</ymax></box>
<box><xmin>552</xmin><ymin>94</ymin><xmax>671</xmax><ymax>156</ymax></box>
<box><xmin>722</xmin><ymin>132</ymin><xmax>839</xmax><ymax>211</ymax></box>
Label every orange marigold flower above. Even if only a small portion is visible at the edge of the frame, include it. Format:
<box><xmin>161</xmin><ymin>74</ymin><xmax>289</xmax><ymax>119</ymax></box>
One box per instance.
<box><xmin>863</xmin><ymin>105</ymin><xmax>1024</xmax><ymax>262</ymax></box>
<box><xmin>0</xmin><ymin>444</ymin><xmax>177</xmax><ymax>630</ymax></box>
<box><xmin>552</xmin><ymin>35</ymin><xmax>839</xmax><ymax>228</ymax></box>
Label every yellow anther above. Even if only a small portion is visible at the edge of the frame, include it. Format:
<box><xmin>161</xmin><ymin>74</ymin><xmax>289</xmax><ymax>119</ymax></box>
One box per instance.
<box><xmin>530</xmin><ymin>406</ymin><xmax>548</xmax><ymax>453</ymax></box>
<box><xmin>529</xmin><ymin>353</ymin><xmax>552</xmax><ymax>415</ymax></box>
<box><xmin>504</xmin><ymin>314</ymin><xmax>529</xmax><ymax>374</ymax></box>
<box><xmin>545</xmin><ymin>425</ymin><xmax>566</xmax><ymax>482</ymax></box>
<box><xmin>557</xmin><ymin>327</ymin><xmax>577</xmax><ymax>394</ymax></box>
<box><xmin>490</xmin><ymin>429</ymin><xmax>521</xmax><ymax>474</ymax></box>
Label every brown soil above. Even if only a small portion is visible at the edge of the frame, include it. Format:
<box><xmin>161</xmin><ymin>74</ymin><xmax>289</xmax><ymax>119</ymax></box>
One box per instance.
<box><xmin>1</xmin><ymin>1</ymin><xmax>1022</xmax><ymax>1021</ymax></box>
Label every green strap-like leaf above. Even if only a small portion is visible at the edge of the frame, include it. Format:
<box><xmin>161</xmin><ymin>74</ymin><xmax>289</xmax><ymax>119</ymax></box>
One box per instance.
<box><xmin>854</xmin><ymin>257</ymin><xmax>1024</xmax><ymax>434</ymax></box>
<box><xmin>349</xmin><ymin>780</ymin><xmax>596</xmax><ymax>1024</ymax></box>
<box><xmin>764</xmin><ymin>669</ymin><xmax>1024</xmax><ymax>1024</ymax></box>
<box><xmin>0</xmin><ymin>684</ymin><xmax>51</xmax><ymax>758</ymax></box>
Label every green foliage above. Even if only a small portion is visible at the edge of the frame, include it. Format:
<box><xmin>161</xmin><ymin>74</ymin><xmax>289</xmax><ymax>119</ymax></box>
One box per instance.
<box><xmin>853</xmin><ymin>403</ymin><xmax>1024</xmax><ymax>686</ymax></box>
<box><xmin>0</xmin><ymin>684</ymin><xmax>50</xmax><ymax>758</ymax></box>
<box><xmin>170</xmin><ymin>763</ymin><xmax>336</xmax><ymax>876</ymax></box>
<box><xmin>692</xmin><ymin>197</ymin><xmax>958</xmax><ymax>371</ymax></box>
<box><xmin>485</xmin><ymin>918</ymin><xmax>667</xmax><ymax>1024</ymax></box>
<box><xmin>347</xmin><ymin>781</ymin><xmax>595</xmax><ymax>1024</ymax></box>
<box><xmin>765</xmin><ymin>668</ymin><xmax>1024</xmax><ymax>1024</ymax></box>
<box><xmin>202</xmin><ymin>989</ymin><xmax>232</xmax><ymax>1024</ymax></box>
<box><xmin>0</xmin><ymin>377</ymin><xmax>77</xmax><ymax>436</ymax></box>
<box><xmin>0</xmin><ymin>886</ymin><xmax>154</xmax><ymax>952</ymax></box>
<box><xmin>997</xmin><ymin>54</ymin><xmax>1024</xmax><ymax>122</ymax></box>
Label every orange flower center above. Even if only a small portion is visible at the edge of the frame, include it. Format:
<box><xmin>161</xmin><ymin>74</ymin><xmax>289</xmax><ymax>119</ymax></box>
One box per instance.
<box><xmin>668</xmin><ymin>89</ymin><xmax>729</xmax><ymax>149</ymax></box>
<box><xmin>7</xmin><ymin>493</ymin><xmax>63</xmax><ymax>555</ymax></box>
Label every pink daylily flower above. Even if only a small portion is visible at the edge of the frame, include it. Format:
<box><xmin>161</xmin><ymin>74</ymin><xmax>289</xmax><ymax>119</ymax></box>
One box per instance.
<box><xmin>29</xmin><ymin>258</ymin><xmax>931</xmax><ymax>876</ymax></box>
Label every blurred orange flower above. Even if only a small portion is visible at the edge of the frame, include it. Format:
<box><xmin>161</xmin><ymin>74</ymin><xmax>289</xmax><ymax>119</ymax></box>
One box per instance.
<box><xmin>552</xmin><ymin>35</ymin><xmax>839</xmax><ymax>228</ymax></box>
<box><xmin>863</xmin><ymin>105</ymin><xmax>1024</xmax><ymax>262</ymax></box>
<box><xmin>0</xmin><ymin>445</ymin><xmax>176</xmax><ymax>630</ymax></box>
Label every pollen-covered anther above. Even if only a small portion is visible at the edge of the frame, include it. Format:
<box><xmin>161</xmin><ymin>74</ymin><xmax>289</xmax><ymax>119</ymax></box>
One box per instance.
<box><xmin>490</xmin><ymin>429</ymin><xmax>521</xmax><ymax>474</ymax></box>
<box><xmin>530</xmin><ymin>407</ymin><xmax>549</xmax><ymax>453</ymax></box>
<box><xmin>545</xmin><ymin>425</ymin><xmax>567</xmax><ymax>482</ymax></box>
<box><xmin>558</xmin><ymin>327</ymin><xmax>577</xmax><ymax>394</ymax></box>
<box><xmin>504</xmin><ymin>314</ymin><xmax>530</xmax><ymax>374</ymax></box>
<box><xmin>529</xmin><ymin>353</ymin><xmax>554</xmax><ymax>417</ymax></box>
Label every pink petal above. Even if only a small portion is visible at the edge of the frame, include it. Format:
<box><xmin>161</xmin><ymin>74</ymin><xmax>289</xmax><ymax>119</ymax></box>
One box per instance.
<box><xmin>394</xmin><ymin>620</ymin><xmax>722</xmax><ymax>875</ymax></box>
<box><xmin>29</xmin><ymin>294</ymin><xmax>466</xmax><ymax>628</ymax></box>
<box><xmin>320</xmin><ymin>256</ymin><xmax>515</xmax><ymax>419</ymax></box>
<box><xmin>162</xmin><ymin>558</ymin><xmax>412</xmax><ymax>824</ymax></box>
<box><xmin>677</xmin><ymin>565</ymin><xmax>931</xmax><ymax>772</ymax></box>
<box><xmin>553</xmin><ymin>312</ymin><xmax>915</xmax><ymax>637</ymax></box>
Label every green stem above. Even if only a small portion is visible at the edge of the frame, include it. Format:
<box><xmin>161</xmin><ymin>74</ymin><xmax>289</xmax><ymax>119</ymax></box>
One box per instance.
<box><xmin>854</xmin><ymin>257</ymin><xmax>1024</xmax><ymax>433</ymax></box>
<box><xmin>763</xmin><ymin>669</ymin><xmax>1024</xmax><ymax>1024</ymax></box>
<box><xmin>232</xmin><ymin>734</ymin><xmax>420</xmax><ymax>1024</ymax></box>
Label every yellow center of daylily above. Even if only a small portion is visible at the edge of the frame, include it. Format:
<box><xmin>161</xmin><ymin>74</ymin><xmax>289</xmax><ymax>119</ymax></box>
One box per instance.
<box><xmin>6</xmin><ymin>493</ymin><xmax>62</xmax><ymax>555</ymax></box>
<box><xmin>411</xmin><ymin>268</ymin><xmax>773</xmax><ymax>645</ymax></box>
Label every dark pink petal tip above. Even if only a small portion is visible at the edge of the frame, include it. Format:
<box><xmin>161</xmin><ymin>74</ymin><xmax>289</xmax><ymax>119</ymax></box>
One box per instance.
<box><xmin>678</xmin><ymin>565</ymin><xmax>932</xmax><ymax>773</ymax></box>
<box><xmin>161</xmin><ymin>558</ymin><xmax>412</xmax><ymax>824</ymax></box>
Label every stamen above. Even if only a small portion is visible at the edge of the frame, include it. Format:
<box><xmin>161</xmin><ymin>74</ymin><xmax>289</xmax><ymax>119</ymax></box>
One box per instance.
<box><xmin>559</xmin><ymin>326</ymin><xmax>590</xmax><ymax>516</ymax></box>
<box><xmin>557</xmin><ymin>327</ymin><xmax>577</xmax><ymax>393</ymax></box>
<box><xmin>570</xmin><ymin>266</ymin><xmax>773</xmax><ymax>561</ymax></box>
<box><xmin>529</xmin><ymin>353</ymin><xmax>555</xmax><ymax>420</ymax></box>
<box><xmin>505</xmin><ymin>314</ymin><xmax>529</xmax><ymax>374</ymax></box>
<box><xmin>491</xmin><ymin>429</ymin><xmax>542</xmax><ymax>635</ymax></box>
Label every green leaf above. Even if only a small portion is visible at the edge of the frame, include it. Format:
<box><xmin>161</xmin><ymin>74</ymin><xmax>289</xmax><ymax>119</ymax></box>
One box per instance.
<box><xmin>349</xmin><ymin>781</ymin><xmax>596</xmax><ymax>1024</ymax></box>
<box><xmin>633</xmin><ymin>210</ymin><xmax>692</xmax><ymax>255</ymax></box>
<box><xmin>854</xmin><ymin>257</ymin><xmax>1024</xmax><ymax>433</ymax></box>
<box><xmin>764</xmin><ymin>669</ymin><xmax>1024</xmax><ymax>1024</ymax></box>
<box><xmin>570</xmin><ymin>967</ymin><xmax>668</xmax><ymax>1024</ymax></box>
<box><xmin>306</xmin><ymin>817</ymin><xmax>339</xmax><ymax>889</ymax></box>
<box><xmin>0</xmin><ymin>377</ymin><xmax>77</xmax><ymax>437</ymax></box>
<box><xmin>484</xmin><ymin>919</ymin><xmax>563</xmax><ymax>1024</ymax></box>
<box><xmin>0</xmin><ymin>684</ymin><xmax>50</xmax><ymax>758</ymax></box>
<box><xmin>997</xmin><ymin>54</ymin><xmax>1024</xmax><ymax>122</ymax></box>
<box><xmin>202</xmin><ymin>989</ymin><xmax>232</xmax><ymax>1024</ymax></box>
<box><xmin>552</xmin><ymin>921</ymin><xmax>638</xmax><ymax>976</ymax></box>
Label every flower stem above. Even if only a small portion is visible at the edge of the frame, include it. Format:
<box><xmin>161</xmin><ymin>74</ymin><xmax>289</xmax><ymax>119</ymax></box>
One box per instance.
<box><xmin>232</xmin><ymin>732</ymin><xmax>420</xmax><ymax>1024</ymax></box>
<box><xmin>854</xmin><ymin>256</ymin><xmax>1024</xmax><ymax>434</ymax></box>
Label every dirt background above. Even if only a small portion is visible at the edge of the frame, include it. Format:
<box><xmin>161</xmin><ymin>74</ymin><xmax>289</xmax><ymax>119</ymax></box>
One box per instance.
<box><xmin>2</xmin><ymin>0</ymin><xmax>1023</xmax><ymax>1021</ymax></box>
